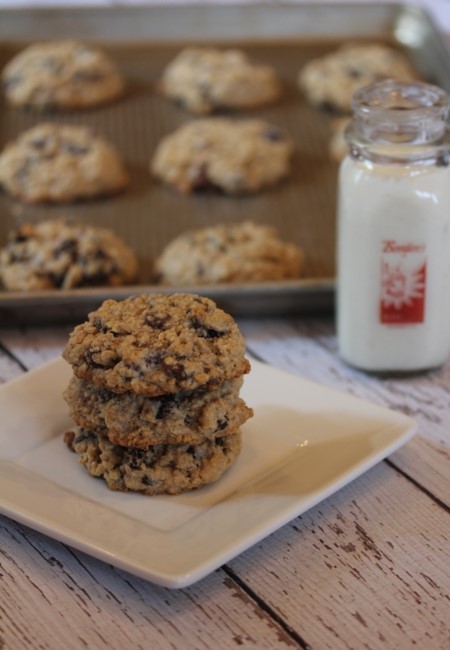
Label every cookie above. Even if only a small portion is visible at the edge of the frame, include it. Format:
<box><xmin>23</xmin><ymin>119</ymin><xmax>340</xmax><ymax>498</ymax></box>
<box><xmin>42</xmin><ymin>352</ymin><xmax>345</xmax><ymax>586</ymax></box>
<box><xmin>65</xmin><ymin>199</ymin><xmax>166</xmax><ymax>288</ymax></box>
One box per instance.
<box><xmin>2</xmin><ymin>39</ymin><xmax>124</xmax><ymax>110</ymax></box>
<box><xmin>151</xmin><ymin>118</ymin><xmax>293</xmax><ymax>194</ymax></box>
<box><xmin>155</xmin><ymin>221</ymin><xmax>304</xmax><ymax>285</ymax></box>
<box><xmin>64</xmin><ymin>428</ymin><xmax>242</xmax><ymax>495</ymax></box>
<box><xmin>299</xmin><ymin>42</ymin><xmax>417</xmax><ymax>114</ymax></box>
<box><xmin>159</xmin><ymin>46</ymin><xmax>281</xmax><ymax>114</ymax></box>
<box><xmin>328</xmin><ymin>117</ymin><xmax>350</xmax><ymax>162</ymax></box>
<box><xmin>64</xmin><ymin>375</ymin><xmax>253</xmax><ymax>447</ymax></box>
<box><xmin>0</xmin><ymin>123</ymin><xmax>129</xmax><ymax>203</ymax></box>
<box><xmin>0</xmin><ymin>219</ymin><xmax>138</xmax><ymax>291</ymax></box>
<box><xmin>62</xmin><ymin>293</ymin><xmax>250</xmax><ymax>396</ymax></box>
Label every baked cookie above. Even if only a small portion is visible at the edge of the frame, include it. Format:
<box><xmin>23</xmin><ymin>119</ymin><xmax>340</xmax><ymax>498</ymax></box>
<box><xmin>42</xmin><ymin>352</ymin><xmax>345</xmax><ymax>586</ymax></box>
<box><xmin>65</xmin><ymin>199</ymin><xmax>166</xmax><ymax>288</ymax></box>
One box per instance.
<box><xmin>64</xmin><ymin>428</ymin><xmax>242</xmax><ymax>495</ymax></box>
<box><xmin>299</xmin><ymin>42</ymin><xmax>417</xmax><ymax>113</ymax></box>
<box><xmin>329</xmin><ymin>117</ymin><xmax>350</xmax><ymax>162</ymax></box>
<box><xmin>62</xmin><ymin>293</ymin><xmax>250</xmax><ymax>396</ymax></box>
<box><xmin>155</xmin><ymin>221</ymin><xmax>304</xmax><ymax>285</ymax></box>
<box><xmin>0</xmin><ymin>123</ymin><xmax>129</xmax><ymax>203</ymax></box>
<box><xmin>64</xmin><ymin>375</ymin><xmax>253</xmax><ymax>447</ymax></box>
<box><xmin>159</xmin><ymin>46</ymin><xmax>281</xmax><ymax>114</ymax></box>
<box><xmin>151</xmin><ymin>118</ymin><xmax>293</xmax><ymax>194</ymax></box>
<box><xmin>0</xmin><ymin>219</ymin><xmax>138</xmax><ymax>291</ymax></box>
<box><xmin>2</xmin><ymin>39</ymin><xmax>124</xmax><ymax>110</ymax></box>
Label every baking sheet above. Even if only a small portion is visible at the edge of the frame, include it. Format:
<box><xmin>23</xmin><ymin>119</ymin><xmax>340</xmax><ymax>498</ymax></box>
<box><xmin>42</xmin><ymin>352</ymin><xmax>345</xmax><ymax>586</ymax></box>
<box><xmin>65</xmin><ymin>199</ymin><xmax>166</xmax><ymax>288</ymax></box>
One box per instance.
<box><xmin>0</xmin><ymin>2</ymin><xmax>449</xmax><ymax>324</ymax></box>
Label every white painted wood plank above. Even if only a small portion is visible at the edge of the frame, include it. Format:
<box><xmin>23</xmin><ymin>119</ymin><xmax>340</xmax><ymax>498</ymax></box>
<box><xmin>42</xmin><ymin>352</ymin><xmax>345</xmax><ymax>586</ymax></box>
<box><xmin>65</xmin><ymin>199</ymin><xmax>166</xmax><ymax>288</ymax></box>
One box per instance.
<box><xmin>0</xmin><ymin>326</ymin><xmax>71</xmax><ymax>368</ymax></box>
<box><xmin>238</xmin><ymin>317</ymin><xmax>450</xmax><ymax>506</ymax></box>
<box><xmin>0</xmin><ymin>515</ymin><xmax>299</xmax><ymax>650</ymax></box>
<box><xmin>227</xmin><ymin>461</ymin><xmax>450</xmax><ymax>650</ymax></box>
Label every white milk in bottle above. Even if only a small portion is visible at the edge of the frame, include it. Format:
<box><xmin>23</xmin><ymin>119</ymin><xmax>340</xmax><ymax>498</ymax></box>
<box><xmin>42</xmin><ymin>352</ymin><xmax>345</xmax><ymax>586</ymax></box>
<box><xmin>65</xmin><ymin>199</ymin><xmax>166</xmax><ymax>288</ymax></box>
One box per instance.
<box><xmin>336</xmin><ymin>80</ymin><xmax>450</xmax><ymax>371</ymax></box>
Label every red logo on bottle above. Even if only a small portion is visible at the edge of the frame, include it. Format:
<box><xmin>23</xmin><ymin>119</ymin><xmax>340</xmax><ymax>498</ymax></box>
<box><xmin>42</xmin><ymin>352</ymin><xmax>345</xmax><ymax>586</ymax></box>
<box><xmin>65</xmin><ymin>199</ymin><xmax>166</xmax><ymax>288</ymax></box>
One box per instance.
<box><xmin>380</xmin><ymin>240</ymin><xmax>426</xmax><ymax>324</ymax></box>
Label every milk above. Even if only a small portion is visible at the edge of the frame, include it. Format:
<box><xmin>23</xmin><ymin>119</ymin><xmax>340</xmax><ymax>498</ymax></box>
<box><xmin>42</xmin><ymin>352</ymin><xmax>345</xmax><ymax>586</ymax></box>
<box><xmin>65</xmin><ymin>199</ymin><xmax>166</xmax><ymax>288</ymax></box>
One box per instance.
<box><xmin>337</xmin><ymin>158</ymin><xmax>450</xmax><ymax>371</ymax></box>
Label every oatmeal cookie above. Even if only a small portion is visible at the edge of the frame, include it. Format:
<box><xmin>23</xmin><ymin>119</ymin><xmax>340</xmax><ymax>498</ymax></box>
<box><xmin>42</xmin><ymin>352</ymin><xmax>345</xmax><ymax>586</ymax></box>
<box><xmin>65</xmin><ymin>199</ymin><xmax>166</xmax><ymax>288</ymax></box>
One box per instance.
<box><xmin>159</xmin><ymin>46</ymin><xmax>281</xmax><ymax>114</ymax></box>
<box><xmin>2</xmin><ymin>39</ymin><xmax>124</xmax><ymax>110</ymax></box>
<box><xmin>299</xmin><ymin>42</ymin><xmax>417</xmax><ymax>113</ymax></box>
<box><xmin>0</xmin><ymin>123</ymin><xmax>128</xmax><ymax>203</ymax></box>
<box><xmin>0</xmin><ymin>219</ymin><xmax>138</xmax><ymax>291</ymax></box>
<box><xmin>64</xmin><ymin>375</ymin><xmax>253</xmax><ymax>447</ymax></box>
<box><xmin>151</xmin><ymin>117</ymin><xmax>293</xmax><ymax>194</ymax></box>
<box><xmin>328</xmin><ymin>117</ymin><xmax>350</xmax><ymax>162</ymax></box>
<box><xmin>155</xmin><ymin>221</ymin><xmax>304</xmax><ymax>285</ymax></box>
<box><xmin>64</xmin><ymin>428</ymin><xmax>242</xmax><ymax>495</ymax></box>
<box><xmin>62</xmin><ymin>293</ymin><xmax>250</xmax><ymax>396</ymax></box>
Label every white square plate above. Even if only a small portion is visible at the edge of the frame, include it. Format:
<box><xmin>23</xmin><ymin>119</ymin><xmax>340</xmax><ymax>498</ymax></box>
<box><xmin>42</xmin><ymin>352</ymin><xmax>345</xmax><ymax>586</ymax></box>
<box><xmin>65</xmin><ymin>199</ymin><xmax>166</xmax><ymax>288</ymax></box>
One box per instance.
<box><xmin>0</xmin><ymin>357</ymin><xmax>416</xmax><ymax>588</ymax></box>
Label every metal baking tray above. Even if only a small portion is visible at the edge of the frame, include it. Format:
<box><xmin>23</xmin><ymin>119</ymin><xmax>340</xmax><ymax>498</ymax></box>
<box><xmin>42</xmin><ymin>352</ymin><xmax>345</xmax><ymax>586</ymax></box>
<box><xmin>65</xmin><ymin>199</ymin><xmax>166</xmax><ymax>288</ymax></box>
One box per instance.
<box><xmin>0</xmin><ymin>3</ymin><xmax>449</xmax><ymax>325</ymax></box>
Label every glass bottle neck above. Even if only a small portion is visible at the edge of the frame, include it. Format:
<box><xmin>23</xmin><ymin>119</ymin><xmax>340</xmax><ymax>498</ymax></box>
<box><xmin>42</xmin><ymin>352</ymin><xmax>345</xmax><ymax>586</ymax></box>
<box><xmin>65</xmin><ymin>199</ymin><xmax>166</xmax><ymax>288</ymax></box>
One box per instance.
<box><xmin>346</xmin><ymin>80</ymin><xmax>450</xmax><ymax>165</ymax></box>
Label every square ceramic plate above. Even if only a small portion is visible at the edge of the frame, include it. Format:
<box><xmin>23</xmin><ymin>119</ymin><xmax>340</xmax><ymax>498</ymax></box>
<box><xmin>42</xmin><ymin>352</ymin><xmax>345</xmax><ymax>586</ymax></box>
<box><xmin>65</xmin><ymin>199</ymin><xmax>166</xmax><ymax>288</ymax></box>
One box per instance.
<box><xmin>0</xmin><ymin>357</ymin><xmax>416</xmax><ymax>588</ymax></box>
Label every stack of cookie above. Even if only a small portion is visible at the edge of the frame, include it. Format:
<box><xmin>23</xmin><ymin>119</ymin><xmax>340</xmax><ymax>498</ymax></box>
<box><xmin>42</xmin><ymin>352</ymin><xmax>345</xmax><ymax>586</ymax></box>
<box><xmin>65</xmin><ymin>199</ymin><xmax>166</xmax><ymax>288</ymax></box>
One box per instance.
<box><xmin>62</xmin><ymin>292</ymin><xmax>253</xmax><ymax>495</ymax></box>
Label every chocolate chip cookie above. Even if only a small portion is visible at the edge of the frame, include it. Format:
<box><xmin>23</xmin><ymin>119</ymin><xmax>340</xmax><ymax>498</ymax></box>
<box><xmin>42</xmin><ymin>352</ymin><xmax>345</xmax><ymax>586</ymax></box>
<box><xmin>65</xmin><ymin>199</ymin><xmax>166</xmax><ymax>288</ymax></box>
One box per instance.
<box><xmin>62</xmin><ymin>293</ymin><xmax>250</xmax><ymax>396</ymax></box>
<box><xmin>299</xmin><ymin>42</ymin><xmax>417</xmax><ymax>114</ymax></box>
<box><xmin>2</xmin><ymin>39</ymin><xmax>124</xmax><ymax>110</ymax></box>
<box><xmin>159</xmin><ymin>46</ymin><xmax>281</xmax><ymax>114</ymax></box>
<box><xmin>64</xmin><ymin>375</ymin><xmax>253</xmax><ymax>447</ymax></box>
<box><xmin>0</xmin><ymin>219</ymin><xmax>138</xmax><ymax>291</ymax></box>
<box><xmin>0</xmin><ymin>123</ymin><xmax>129</xmax><ymax>203</ymax></box>
<box><xmin>64</xmin><ymin>428</ymin><xmax>242</xmax><ymax>495</ymax></box>
<box><xmin>151</xmin><ymin>117</ymin><xmax>293</xmax><ymax>194</ymax></box>
<box><xmin>155</xmin><ymin>221</ymin><xmax>304</xmax><ymax>285</ymax></box>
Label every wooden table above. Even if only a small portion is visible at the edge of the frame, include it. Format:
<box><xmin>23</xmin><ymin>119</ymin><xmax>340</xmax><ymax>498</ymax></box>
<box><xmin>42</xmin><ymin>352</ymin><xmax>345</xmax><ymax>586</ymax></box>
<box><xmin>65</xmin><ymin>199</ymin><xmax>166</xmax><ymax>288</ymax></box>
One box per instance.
<box><xmin>1</xmin><ymin>316</ymin><xmax>449</xmax><ymax>650</ymax></box>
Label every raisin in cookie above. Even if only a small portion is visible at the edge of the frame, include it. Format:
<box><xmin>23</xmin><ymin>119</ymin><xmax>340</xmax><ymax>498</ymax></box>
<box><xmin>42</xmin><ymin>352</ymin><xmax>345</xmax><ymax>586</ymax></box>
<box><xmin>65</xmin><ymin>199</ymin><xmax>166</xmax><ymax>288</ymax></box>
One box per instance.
<box><xmin>0</xmin><ymin>123</ymin><xmax>129</xmax><ymax>203</ymax></box>
<box><xmin>299</xmin><ymin>42</ymin><xmax>417</xmax><ymax>114</ymax></box>
<box><xmin>62</xmin><ymin>293</ymin><xmax>250</xmax><ymax>396</ymax></box>
<box><xmin>155</xmin><ymin>221</ymin><xmax>304</xmax><ymax>285</ymax></box>
<box><xmin>151</xmin><ymin>118</ymin><xmax>293</xmax><ymax>194</ymax></box>
<box><xmin>64</xmin><ymin>375</ymin><xmax>253</xmax><ymax>447</ymax></box>
<box><xmin>64</xmin><ymin>428</ymin><xmax>242</xmax><ymax>495</ymax></box>
<box><xmin>2</xmin><ymin>39</ymin><xmax>124</xmax><ymax>110</ymax></box>
<box><xmin>0</xmin><ymin>219</ymin><xmax>138</xmax><ymax>291</ymax></box>
<box><xmin>159</xmin><ymin>47</ymin><xmax>281</xmax><ymax>114</ymax></box>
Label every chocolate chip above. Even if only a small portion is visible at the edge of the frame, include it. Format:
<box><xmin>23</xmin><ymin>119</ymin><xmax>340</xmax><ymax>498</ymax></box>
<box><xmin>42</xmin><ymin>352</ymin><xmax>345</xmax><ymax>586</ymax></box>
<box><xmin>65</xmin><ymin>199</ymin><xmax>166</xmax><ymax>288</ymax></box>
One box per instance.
<box><xmin>62</xmin><ymin>142</ymin><xmax>90</xmax><ymax>156</ymax></box>
<box><xmin>145</xmin><ymin>351</ymin><xmax>165</xmax><ymax>367</ymax></box>
<box><xmin>144</xmin><ymin>314</ymin><xmax>170</xmax><ymax>330</ymax></box>
<box><xmin>164</xmin><ymin>362</ymin><xmax>188</xmax><ymax>381</ymax></box>
<box><xmin>41</xmin><ymin>57</ymin><xmax>64</xmax><ymax>73</ymax></box>
<box><xmin>264</xmin><ymin>128</ymin><xmax>284</xmax><ymax>142</ymax></box>
<box><xmin>190</xmin><ymin>162</ymin><xmax>210</xmax><ymax>189</ymax></box>
<box><xmin>216</xmin><ymin>418</ymin><xmax>228</xmax><ymax>431</ymax></box>
<box><xmin>128</xmin><ymin>447</ymin><xmax>144</xmax><ymax>470</ymax></box>
<box><xmin>190</xmin><ymin>317</ymin><xmax>225</xmax><ymax>339</ymax></box>
<box><xmin>54</xmin><ymin>238</ymin><xmax>78</xmax><ymax>258</ymax></box>
<box><xmin>73</xmin><ymin>429</ymin><xmax>91</xmax><ymax>445</ymax></box>
<box><xmin>346</xmin><ymin>67</ymin><xmax>362</xmax><ymax>79</ymax></box>
<box><xmin>31</xmin><ymin>138</ymin><xmax>49</xmax><ymax>150</ymax></box>
<box><xmin>155</xmin><ymin>396</ymin><xmax>174</xmax><ymax>420</ymax></box>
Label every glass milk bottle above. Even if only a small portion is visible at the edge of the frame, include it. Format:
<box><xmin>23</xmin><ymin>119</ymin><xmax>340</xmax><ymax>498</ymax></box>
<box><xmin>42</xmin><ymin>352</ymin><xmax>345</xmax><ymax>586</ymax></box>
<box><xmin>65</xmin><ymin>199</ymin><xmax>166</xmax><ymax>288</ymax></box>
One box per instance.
<box><xmin>336</xmin><ymin>80</ymin><xmax>450</xmax><ymax>371</ymax></box>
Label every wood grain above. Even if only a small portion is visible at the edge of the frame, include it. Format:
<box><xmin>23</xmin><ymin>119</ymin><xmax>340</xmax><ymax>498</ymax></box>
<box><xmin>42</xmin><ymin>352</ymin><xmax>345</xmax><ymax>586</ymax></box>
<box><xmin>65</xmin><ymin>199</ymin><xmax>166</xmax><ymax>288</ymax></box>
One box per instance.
<box><xmin>0</xmin><ymin>319</ymin><xmax>449</xmax><ymax>650</ymax></box>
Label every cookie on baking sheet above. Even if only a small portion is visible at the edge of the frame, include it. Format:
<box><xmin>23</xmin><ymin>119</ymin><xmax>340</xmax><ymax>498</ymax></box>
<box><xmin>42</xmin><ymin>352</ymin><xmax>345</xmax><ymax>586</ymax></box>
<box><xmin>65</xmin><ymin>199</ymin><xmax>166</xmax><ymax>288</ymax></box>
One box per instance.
<box><xmin>159</xmin><ymin>46</ymin><xmax>281</xmax><ymax>114</ymax></box>
<box><xmin>64</xmin><ymin>428</ymin><xmax>242</xmax><ymax>495</ymax></box>
<box><xmin>328</xmin><ymin>117</ymin><xmax>350</xmax><ymax>162</ymax></box>
<box><xmin>2</xmin><ymin>39</ymin><xmax>124</xmax><ymax>110</ymax></box>
<box><xmin>151</xmin><ymin>118</ymin><xmax>293</xmax><ymax>194</ymax></box>
<box><xmin>0</xmin><ymin>219</ymin><xmax>138</xmax><ymax>291</ymax></box>
<box><xmin>155</xmin><ymin>221</ymin><xmax>304</xmax><ymax>285</ymax></box>
<box><xmin>0</xmin><ymin>123</ymin><xmax>129</xmax><ymax>203</ymax></box>
<box><xmin>299</xmin><ymin>42</ymin><xmax>418</xmax><ymax>113</ymax></box>
<box><xmin>62</xmin><ymin>293</ymin><xmax>250</xmax><ymax>397</ymax></box>
<box><xmin>64</xmin><ymin>375</ymin><xmax>253</xmax><ymax>447</ymax></box>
